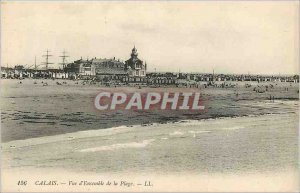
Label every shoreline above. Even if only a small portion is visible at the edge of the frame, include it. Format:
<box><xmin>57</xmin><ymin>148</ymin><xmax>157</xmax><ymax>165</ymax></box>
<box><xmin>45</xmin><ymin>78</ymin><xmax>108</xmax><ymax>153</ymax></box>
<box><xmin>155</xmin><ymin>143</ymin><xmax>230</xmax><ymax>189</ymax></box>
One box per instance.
<box><xmin>1</xmin><ymin>112</ymin><xmax>297</xmax><ymax>148</ymax></box>
<box><xmin>1</xmin><ymin>107</ymin><xmax>298</xmax><ymax>145</ymax></box>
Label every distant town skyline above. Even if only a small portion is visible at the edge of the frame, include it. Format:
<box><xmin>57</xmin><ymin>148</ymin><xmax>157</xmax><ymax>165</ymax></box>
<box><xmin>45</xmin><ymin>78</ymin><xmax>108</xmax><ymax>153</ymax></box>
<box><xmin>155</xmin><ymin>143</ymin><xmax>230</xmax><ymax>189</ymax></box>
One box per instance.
<box><xmin>1</xmin><ymin>1</ymin><xmax>299</xmax><ymax>75</ymax></box>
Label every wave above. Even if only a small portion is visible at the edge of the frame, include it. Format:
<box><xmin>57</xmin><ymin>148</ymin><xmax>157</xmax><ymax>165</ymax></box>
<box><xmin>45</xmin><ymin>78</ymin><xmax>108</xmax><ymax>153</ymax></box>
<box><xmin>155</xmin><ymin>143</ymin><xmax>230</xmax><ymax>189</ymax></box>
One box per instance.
<box><xmin>79</xmin><ymin>139</ymin><xmax>155</xmax><ymax>152</ymax></box>
<box><xmin>2</xmin><ymin>113</ymin><xmax>296</xmax><ymax>150</ymax></box>
<box><xmin>1</xmin><ymin>125</ymin><xmax>135</xmax><ymax>149</ymax></box>
<box><xmin>220</xmin><ymin>126</ymin><xmax>245</xmax><ymax>130</ymax></box>
<box><xmin>169</xmin><ymin>131</ymin><xmax>184</xmax><ymax>136</ymax></box>
<box><xmin>188</xmin><ymin>130</ymin><xmax>211</xmax><ymax>134</ymax></box>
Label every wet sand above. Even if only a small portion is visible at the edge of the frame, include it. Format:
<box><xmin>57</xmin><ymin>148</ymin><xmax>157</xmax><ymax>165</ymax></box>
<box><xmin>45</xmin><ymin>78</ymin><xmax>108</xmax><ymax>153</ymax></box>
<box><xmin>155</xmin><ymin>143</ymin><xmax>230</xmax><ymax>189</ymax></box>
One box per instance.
<box><xmin>2</xmin><ymin>111</ymin><xmax>298</xmax><ymax>173</ymax></box>
<box><xmin>1</xmin><ymin>79</ymin><xmax>299</xmax><ymax>142</ymax></box>
<box><xmin>1</xmin><ymin>79</ymin><xmax>299</xmax><ymax>192</ymax></box>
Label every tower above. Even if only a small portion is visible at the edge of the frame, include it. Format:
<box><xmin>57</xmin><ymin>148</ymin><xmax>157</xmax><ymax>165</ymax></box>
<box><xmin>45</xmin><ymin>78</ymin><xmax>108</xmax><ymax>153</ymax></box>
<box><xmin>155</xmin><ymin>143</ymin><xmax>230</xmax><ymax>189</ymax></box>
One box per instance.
<box><xmin>125</xmin><ymin>46</ymin><xmax>146</xmax><ymax>77</ymax></box>
<box><xmin>131</xmin><ymin>45</ymin><xmax>138</xmax><ymax>58</ymax></box>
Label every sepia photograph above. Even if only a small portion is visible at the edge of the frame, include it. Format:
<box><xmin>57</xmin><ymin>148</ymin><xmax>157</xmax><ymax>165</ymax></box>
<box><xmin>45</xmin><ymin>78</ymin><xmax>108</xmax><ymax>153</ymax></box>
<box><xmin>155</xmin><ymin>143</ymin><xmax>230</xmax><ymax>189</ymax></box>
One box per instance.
<box><xmin>0</xmin><ymin>1</ymin><xmax>299</xmax><ymax>192</ymax></box>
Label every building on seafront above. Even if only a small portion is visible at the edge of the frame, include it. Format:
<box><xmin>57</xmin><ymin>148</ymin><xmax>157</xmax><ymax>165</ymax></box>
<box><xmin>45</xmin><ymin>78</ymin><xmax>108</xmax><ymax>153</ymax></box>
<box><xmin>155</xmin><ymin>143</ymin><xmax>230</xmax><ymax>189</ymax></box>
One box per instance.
<box><xmin>92</xmin><ymin>58</ymin><xmax>127</xmax><ymax>80</ymax></box>
<box><xmin>125</xmin><ymin>46</ymin><xmax>147</xmax><ymax>77</ymax></box>
<box><xmin>64</xmin><ymin>46</ymin><xmax>148</xmax><ymax>82</ymax></box>
<box><xmin>64</xmin><ymin>57</ymin><xmax>127</xmax><ymax>80</ymax></box>
<box><xmin>1</xmin><ymin>65</ymin><xmax>68</xmax><ymax>79</ymax></box>
<box><xmin>64</xmin><ymin>58</ymin><xmax>95</xmax><ymax>79</ymax></box>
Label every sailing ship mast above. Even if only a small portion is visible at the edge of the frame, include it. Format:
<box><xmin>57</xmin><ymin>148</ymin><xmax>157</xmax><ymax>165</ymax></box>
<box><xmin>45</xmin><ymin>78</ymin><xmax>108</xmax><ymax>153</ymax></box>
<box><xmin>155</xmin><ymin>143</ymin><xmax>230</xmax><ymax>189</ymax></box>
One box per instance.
<box><xmin>34</xmin><ymin>56</ymin><xmax>37</xmax><ymax>71</ymax></box>
<box><xmin>42</xmin><ymin>49</ymin><xmax>53</xmax><ymax>70</ymax></box>
<box><xmin>59</xmin><ymin>50</ymin><xmax>69</xmax><ymax>69</ymax></box>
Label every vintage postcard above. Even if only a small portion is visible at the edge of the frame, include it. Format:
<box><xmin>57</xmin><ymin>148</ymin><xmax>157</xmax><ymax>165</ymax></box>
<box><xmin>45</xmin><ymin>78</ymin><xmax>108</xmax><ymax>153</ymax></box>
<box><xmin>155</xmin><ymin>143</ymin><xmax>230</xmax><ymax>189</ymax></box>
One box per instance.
<box><xmin>0</xmin><ymin>1</ymin><xmax>299</xmax><ymax>192</ymax></box>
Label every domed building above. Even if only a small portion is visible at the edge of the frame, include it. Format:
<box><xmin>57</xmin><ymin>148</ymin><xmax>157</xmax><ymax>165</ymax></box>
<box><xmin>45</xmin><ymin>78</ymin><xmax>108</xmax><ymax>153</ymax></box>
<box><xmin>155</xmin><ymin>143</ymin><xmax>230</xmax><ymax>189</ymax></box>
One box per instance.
<box><xmin>65</xmin><ymin>46</ymin><xmax>148</xmax><ymax>81</ymax></box>
<box><xmin>125</xmin><ymin>46</ymin><xmax>147</xmax><ymax>77</ymax></box>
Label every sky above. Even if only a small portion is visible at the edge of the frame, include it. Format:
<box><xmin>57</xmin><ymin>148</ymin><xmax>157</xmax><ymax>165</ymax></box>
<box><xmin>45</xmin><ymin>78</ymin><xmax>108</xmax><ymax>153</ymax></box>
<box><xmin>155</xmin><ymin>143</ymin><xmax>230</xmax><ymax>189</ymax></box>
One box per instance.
<box><xmin>1</xmin><ymin>1</ymin><xmax>299</xmax><ymax>75</ymax></box>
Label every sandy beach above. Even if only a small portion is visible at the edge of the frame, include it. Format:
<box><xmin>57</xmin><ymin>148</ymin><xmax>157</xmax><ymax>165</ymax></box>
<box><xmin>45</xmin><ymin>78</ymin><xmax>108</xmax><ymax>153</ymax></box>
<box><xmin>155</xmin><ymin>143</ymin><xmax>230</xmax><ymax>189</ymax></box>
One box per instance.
<box><xmin>2</xmin><ymin>112</ymin><xmax>299</xmax><ymax>192</ymax></box>
<box><xmin>1</xmin><ymin>79</ymin><xmax>298</xmax><ymax>142</ymax></box>
<box><xmin>1</xmin><ymin>79</ymin><xmax>299</xmax><ymax>192</ymax></box>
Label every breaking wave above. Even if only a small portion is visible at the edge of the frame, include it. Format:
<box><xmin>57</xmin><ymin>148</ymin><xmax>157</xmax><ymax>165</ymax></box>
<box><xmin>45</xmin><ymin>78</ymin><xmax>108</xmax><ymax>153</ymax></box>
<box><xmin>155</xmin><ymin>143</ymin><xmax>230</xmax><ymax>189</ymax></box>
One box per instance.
<box><xmin>79</xmin><ymin>139</ymin><xmax>155</xmax><ymax>152</ymax></box>
<box><xmin>221</xmin><ymin>126</ymin><xmax>245</xmax><ymax>130</ymax></box>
